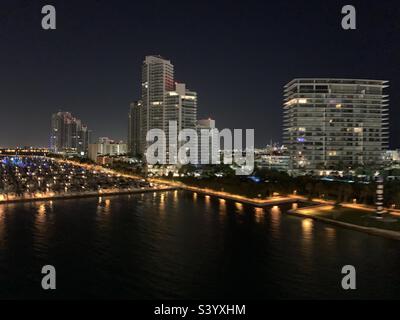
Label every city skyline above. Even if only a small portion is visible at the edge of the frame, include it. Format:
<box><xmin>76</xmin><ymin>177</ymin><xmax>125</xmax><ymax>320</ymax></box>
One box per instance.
<box><xmin>2</xmin><ymin>0</ymin><xmax>400</xmax><ymax>148</ymax></box>
<box><xmin>3</xmin><ymin>1</ymin><xmax>400</xmax><ymax>302</ymax></box>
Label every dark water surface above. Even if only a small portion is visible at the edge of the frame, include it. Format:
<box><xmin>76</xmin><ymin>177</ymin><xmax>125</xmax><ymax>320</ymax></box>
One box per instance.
<box><xmin>0</xmin><ymin>190</ymin><xmax>399</xmax><ymax>299</ymax></box>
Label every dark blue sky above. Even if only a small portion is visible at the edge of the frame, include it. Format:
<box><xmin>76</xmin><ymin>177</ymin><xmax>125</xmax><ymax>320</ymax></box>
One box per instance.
<box><xmin>1</xmin><ymin>0</ymin><xmax>400</xmax><ymax>147</ymax></box>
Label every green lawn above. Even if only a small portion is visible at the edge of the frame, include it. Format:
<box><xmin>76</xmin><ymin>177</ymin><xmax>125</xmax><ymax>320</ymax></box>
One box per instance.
<box><xmin>315</xmin><ymin>207</ymin><xmax>400</xmax><ymax>232</ymax></box>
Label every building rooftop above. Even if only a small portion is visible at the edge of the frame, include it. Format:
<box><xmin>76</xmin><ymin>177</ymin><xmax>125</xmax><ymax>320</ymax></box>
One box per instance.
<box><xmin>284</xmin><ymin>78</ymin><xmax>389</xmax><ymax>88</ymax></box>
<box><xmin>144</xmin><ymin>55</ymin><xmax>171</xmax><ymax>64</ymax></box>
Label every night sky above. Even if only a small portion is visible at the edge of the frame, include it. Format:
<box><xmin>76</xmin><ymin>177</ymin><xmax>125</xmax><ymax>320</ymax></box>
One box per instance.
<box><xmin>1</xmin><ymin>0</ymin><xmax>400</xmax><ymax>148</ymax></box>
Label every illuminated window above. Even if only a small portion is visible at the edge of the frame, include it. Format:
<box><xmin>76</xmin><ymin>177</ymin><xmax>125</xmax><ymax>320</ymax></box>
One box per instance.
<box><xmin>286</xmin><ymin>98</ymin><xmax>307</xmax><ymax>106</ymax></box>
<box><xmin>182</xmin><ymin>95</ymin><xmax>196</xmax><ymax>100</ymax></box>
<box><xmin>286</xmin><ymin>99</ymin><xmax>297</xmax><ymax>106</ymax></box>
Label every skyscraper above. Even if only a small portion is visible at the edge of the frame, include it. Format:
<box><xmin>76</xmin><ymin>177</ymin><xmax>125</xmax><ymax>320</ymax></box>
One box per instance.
<box><xmin>283</xmin><ymin>79</ymin><xmax>389</xmax><ymax>173</ymax></box>
<box><xmin>163</xmin><ymin>83</ymin><xmax>198</xmax><ymax>163</ymax></box>
<box><xmin>140</xmin><ymin>55</ymin><xmax>174</xmax><ymax>154</ymax></box>
<box><xmin>131</xmin><ymin>55</ymin><xmax>198</xmax><ymax>159</ymax></box>
<box><xmin>196</xmin><ymin>118</ymin><xmax>216</xmax><ymax>164</ymax></box>
<box><xmin>50</xmin><ymin>111</ymin><xmax>91</xmax><ymax>156</ymax></box>
<box><xmin>164</xmin><ymin>83</ymin><xmax>197</xmax><ymax>131</ymax></box>
<box><xmin>128</xmin><ymin>101</ymin><xmax>142</xmax><ymax>156</ymax></box>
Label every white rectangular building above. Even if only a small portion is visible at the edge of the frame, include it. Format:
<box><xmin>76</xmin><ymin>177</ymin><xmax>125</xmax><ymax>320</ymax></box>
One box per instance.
<box><xmin>283</xmin><ymin>79</ymin><xmax>389</xmax><ymax>173</ymax></box>
<box><xmin>88</xmin><ymin>137</ymin><xmax>127</xmax><ymax>162</ymax></box>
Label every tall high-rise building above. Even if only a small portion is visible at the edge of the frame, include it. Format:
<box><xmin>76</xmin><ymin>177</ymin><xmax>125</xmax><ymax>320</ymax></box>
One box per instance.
<box><xmin>130</xmin><ymin>55</ymin><xmax>198</xmax><ymax>158</ymax></box>
<box><xmin>128</xmin><ymin>101</ymin><xmax>142</xmax><ymax>156</ymax></box>
<box><xmin>164</xmin><ymin>83</ymin><xmax>198</xmax><ymax>161</ymax></box>
<box><xmin>165</xmin><ymin>83</ymin><xmax>197</xmax><ymax>131</ymax></box>
<box><xmin>196</xmin><ymin>118</ymin><xmax>216</xmax><ymax>164</ymax></box>
<box><xmin>140</xmin><ymin>55</ymin><xmax>174</xmax><ymax>154</ymax></box>
<box><xmin>50</xmin><ymin>111</ymin><xmax>91</xmax><ymax>156</ymax></box>
<box><xmin>283</xmin><ymin>79</ymin><xmax>389</xmax><ymax>173</ymax></box>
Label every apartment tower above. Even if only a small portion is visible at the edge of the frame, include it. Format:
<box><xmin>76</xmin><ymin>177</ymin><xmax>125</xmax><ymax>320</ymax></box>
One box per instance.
<box><xmin>283</xmin><ymin>79</ymin><xmax>389</xmax><ymax>173</ymax></box>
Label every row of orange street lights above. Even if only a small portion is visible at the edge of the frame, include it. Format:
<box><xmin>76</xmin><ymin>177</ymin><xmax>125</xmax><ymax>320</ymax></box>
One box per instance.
<box><xmin>44</xmin><ymin>157</ymin><xmax>400</xmax><ymax>216</ymax></box>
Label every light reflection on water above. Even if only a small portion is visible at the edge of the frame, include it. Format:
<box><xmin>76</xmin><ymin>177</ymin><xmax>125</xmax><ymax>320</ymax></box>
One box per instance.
<box><xmin>302</xmin><ymin>218</ymin><xmax>314</xmax><ymax>236</ymax></box>
<box><xmin>325</xmin><ymin>226</ymin><xmax>336</xmax><ymax>238</ymax></box>
<box><xmin>301</xmin><ymin>218</ymin><xmax>314</xmax><ymax>259</ymax></box>
<box><xmin>0</xmin><ymin>205</ymin><xmax>4</xmax><ymax>249</ymax></box>
<box><xmin>38</xmin><ymin>203</ymin><xmax>46</xmax><ymax>216</ymax></box>
<box><xmin>96</xmin><ymin>197</ymin><xmax>111</xmax><ymax>215</ymax></box>
<box><xmin>235</xmin><ymin>202</ymin><xmax>243</xmax><ymax>213</ymax></box>
<box><xmin>34</xmin><ymin>202</ymin><xmax>51</xmax><ymax>253</ymax></box>
<box><xmin>219</xmin><ymin>198</ymin><xmax>226</xmax><ymax>217</ymax></box>
<box><xmin>254</xmin><ymin>207</ymin><xmax>264</xmax><ymax>223</ymax></box>
<box><xmin>104</xmin><ymin>199</ymin><xmax>111</xmax><ymax>213</ymax></box>
<box><xmin>0</xmin><ymin>192</ymin><xmax>399</xmax><ymax>299</ymax></box>
<box><xmin>269</xmin><ymin>205</ymin><xmax>282</xmax><ymax>238</ymax></box>
<box><xmin>270</xmin><ymin>205</ymin><xmax>281</xmax><ymax>222</ymax></box>
<box><xmin>204</xmin><ymin>195</ymin><xmax>211</xmax><ymax>208</ymax></box>
<box><xmin>159</xmin><ymin>193</ymin><xmax>166</xmax><ymax>213</ymax></box>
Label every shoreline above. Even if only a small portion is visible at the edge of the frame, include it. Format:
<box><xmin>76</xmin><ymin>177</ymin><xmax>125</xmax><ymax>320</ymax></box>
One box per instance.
<box><xmin>288</xmin><ymin>205</ymin><xmax>400</xmax><ymax>241</ymax></box>
<box><xmin>181</xmin><ymin>185</ymin><xmax>302</xmax><ymax>207</ymax></box>
<box><xmin>0</xmin><ymin>186</ymin><xmax>177</xmax><ymax>205</ymax></box>
<box><xmin>177</xmin><ymin>184</ymin><xmax>400</xmax><ymax>241</ymax></box>
<box><xmin>4</xmin><ymin>157</ymin><xmax>400</xmax><ymax>241</ymax></box>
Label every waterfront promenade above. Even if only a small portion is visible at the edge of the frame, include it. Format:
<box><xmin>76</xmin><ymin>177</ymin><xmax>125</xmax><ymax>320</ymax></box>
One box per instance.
<box><xmin>0</xmin><ymin>186</ymin><xmax>177</xmax><ymax>204</ymax></box>
<box><xmin>3</xmin><ymin>156</ymin><xmax>400</xmax><ymax>241</ymax></box>
<box><xmin>288</xmin><ymin>204</ymin><xmax>400</xmax><ymax>241</ymax></box>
